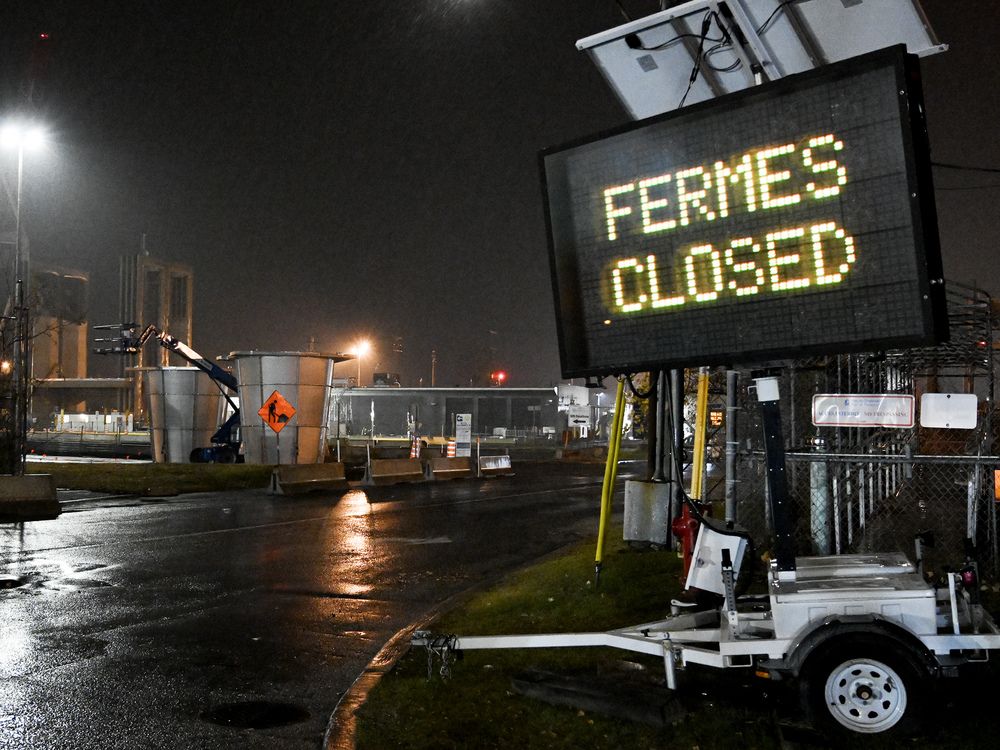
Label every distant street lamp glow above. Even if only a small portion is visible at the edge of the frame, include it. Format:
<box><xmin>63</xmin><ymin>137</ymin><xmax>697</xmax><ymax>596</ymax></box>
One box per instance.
<box><xmin>1</xmin><ymin>123</ymin><xmax>46</xmax><ymax>152</ymax></box>
<box><xmin>23</xmin><ymin>127</ymin><xmax>46</xmax><ymax>151</ymax></box>
<box><xmin>351</xmin><ymin>339</ymin><xmax>371</xmax><ymax>386</ymax></box>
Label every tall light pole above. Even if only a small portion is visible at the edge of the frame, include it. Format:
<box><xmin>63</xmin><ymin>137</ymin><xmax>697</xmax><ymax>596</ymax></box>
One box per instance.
<box><xmin>1</xmin><ymin>122</ymin><xmax>47</xmax><ymax>474</ymax></box>
<box><xmin>2</xmin><ymin>123</ymin><xmax>45</xmax><ymax>284</ymax></box>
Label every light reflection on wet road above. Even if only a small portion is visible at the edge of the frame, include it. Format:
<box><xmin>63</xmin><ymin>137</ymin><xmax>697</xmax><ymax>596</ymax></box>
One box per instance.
<box><xmin>0</xmin><ymin>462</ymin><xmax>630</xmax><ymax>749</ymax></box>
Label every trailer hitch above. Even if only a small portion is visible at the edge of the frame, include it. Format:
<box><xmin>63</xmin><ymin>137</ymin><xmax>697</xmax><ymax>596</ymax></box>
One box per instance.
<box><xmin>412</xmin><ymin>631</ymin><xmax>460</xmax><ymax>680</ymax></box>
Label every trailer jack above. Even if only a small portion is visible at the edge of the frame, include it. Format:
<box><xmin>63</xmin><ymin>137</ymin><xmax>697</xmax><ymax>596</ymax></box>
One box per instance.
<box><xmin>414</xmin><ymin>632</ymin><xmax>459</xmax><ymax>680</ymax></box>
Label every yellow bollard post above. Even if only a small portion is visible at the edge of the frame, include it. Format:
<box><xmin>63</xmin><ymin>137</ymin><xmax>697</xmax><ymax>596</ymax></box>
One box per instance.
<box><xmin>690</xmin><ymin>367</ymin><xmax>710</xmax><ymax>502</ymax></box>
<box><xmin>595</xmin><ymin>378</ymin><xmax>626</xmax><ymax>586</ymax></box>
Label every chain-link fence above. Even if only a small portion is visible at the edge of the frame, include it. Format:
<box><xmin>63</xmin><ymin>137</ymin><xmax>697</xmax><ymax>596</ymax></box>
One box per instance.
<box><xmin>733</xmin><ymin>449</ymin><xmax>999</xmax><ymax>579</ymax></box>
<box><xmin>692</xmin><ymin>282</ymin><xmax>1000</xmax><ymax>578</ymax></box>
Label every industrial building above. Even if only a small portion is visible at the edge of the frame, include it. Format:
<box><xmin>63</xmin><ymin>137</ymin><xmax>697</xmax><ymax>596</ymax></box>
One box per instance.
<box><xmin>329</xmin><ymin>384</ymin><xmax>590</xmax><ymax>440</ymax></box>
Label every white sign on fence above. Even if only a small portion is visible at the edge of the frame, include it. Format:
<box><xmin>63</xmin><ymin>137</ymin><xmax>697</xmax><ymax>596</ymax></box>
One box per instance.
<box><xmin>919</xmin><ymin>393</ymin><xmax>978</xmax><ymax>429</ymax></box>
<box><xmin>455</xmin><ymin>413</ymin><xmax>472</xmax><ymax>457</ymax></box>
<box><xmin>567</xmin><ymin>404</ymin><xmax>591</xmax><ymax>428</ymax></box>
<box><xmin>811</xmin><ymin>394</ymin><xmax>915</xmax><ymax>428</ymax></box>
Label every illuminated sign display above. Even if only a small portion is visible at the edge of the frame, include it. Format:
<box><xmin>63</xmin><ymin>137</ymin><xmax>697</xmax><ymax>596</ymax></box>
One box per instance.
<box><xmin>542</xmin><ymin>46</ymin><xmax>946</xmax><ymax>378</ymax></box>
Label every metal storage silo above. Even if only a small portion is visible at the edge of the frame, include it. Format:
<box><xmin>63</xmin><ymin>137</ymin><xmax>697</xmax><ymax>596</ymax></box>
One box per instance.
<box><xmin>142</xmin><ymin>367</ymin><xmax>224</xmax><ymax>463</ymax></box>
<box><xmin>228</xmin><ymin>351</ymin><xmax>346</xmax><ymax>464</ymax></box>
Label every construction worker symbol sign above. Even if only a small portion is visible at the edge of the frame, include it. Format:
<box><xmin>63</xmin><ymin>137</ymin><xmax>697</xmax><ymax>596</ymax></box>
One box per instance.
<box><xmin>259</xmin><ymin>390</ymin><xmax>296</xmax><ymax>434</ymax></box>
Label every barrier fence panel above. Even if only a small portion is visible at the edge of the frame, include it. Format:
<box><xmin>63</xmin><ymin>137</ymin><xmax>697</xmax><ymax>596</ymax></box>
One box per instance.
<box><xmin>707</xmin><ymin>283</ymin><xmax>999</xmax><ymax>578</ymax></box>
<box><xmin>733</xmin><ymin>451</ymin><xmax>1000</xmax><ymax>578</ymax></box>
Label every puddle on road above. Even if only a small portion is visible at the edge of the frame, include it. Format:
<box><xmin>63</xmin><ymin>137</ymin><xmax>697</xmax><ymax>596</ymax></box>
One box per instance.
<box><xmin>340</xmin><ymin>630</ymin><xmax>370</xmax><ymax>638</ymax></box>
<box><xmin>382</xmin><ymin>536</ymin><xmax>452</xmax><ymax>545</ymax></box>
<box><xmin>273</xmin><ymin>586</ymin><xmax>375</xmax><ymax>601</ymax></box>
<box><xmin>44</xmin><ymin>577</ymin><xmax>113</xmax><ymax>591</ymax></box>
<box><xmin>200</xmin><ymin>700</ymin><xmax>311</xmax><ymax>729</ymax></box>
<box><xmin>340</xmin><ymin>490</ymin><xmax>372</xmax><ymax>515</ymax></box>
<box><xmin>0</xmin><ymin>561</ymin><xmax>113</xmax><ymax>595</ymax></box>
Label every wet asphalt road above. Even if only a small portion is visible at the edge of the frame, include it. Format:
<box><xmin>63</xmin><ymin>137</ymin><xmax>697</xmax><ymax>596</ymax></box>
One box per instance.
<box><xmin>0</xmin><ymin>462</ymin><xmax>630</xmax><ymax>749</ymax></box>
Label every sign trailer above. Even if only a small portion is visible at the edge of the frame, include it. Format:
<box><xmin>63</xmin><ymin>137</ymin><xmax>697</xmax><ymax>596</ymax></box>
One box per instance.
<box><xmin>418</xmin><ymin>46</ymin><xmax>1000</xmax><ymax>741</ymax></box>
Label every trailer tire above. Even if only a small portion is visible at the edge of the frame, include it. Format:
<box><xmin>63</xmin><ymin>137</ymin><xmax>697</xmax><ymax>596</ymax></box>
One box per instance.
<box><xmin>213</xmin><ymin>447</ymin><xmax>237</xmax><ymax>464</ymax></box>
<box><xmin>802</xmin><ymin>635</ymin><xmax>927</xmax><ymax>739</ymax></box>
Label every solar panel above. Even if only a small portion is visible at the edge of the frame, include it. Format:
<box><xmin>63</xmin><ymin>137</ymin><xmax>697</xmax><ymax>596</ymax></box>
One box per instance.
<box><xmin>577</xmin><ymin>0</ymin><xmax>945</xmax><ymax>120</ymax></box>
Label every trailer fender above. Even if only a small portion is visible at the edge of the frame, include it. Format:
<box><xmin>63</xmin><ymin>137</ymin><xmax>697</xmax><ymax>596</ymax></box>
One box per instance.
<box><xmin>771</xmin><ymin>616</ymin><xmax>939</xmax><ymax>679</ymax></box>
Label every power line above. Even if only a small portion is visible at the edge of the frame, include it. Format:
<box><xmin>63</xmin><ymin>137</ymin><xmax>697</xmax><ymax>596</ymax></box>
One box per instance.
<box><xmin>625</xmin><ymin>2</ymin><xmax>799</xmax><ymax>78</ymax></box>
<box><xmin>613</xmin><ymin>0</ymin><xmax>631</xmax><ymax>23</ymax></box>
<box><xmin>629</xmin><ymin>29</ymin><xmax>727</xmax><ymax>50</ymax></box>
<box><xmin>932</xmin><ymin>161</ymin><xmax>1000</xmax><ymax>174</ymax></box>
<box><xmin>677</xmin><ymin>11</ymin><xmax>720</xmax><ymax>109</ymax></box>
<box><xmin>756</xmin><ymin>0</ymin><xmax>799</xmax><ymax>36</ymax></box>
<box><xmin>935</xmin><ymin>183</ymin><xmax>1000</xmax><ymax>192</ymax></box>
<box><xmin>704</xmin><ymin>41</ymin><xmax>741</xmax><ymax>72</ymax></box>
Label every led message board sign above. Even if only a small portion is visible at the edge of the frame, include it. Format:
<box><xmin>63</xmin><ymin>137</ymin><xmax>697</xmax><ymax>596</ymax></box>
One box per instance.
<box><xmin>542</xmin><ymin>46</ymin><xmax>946</xmax><ymax>378</ymax></box>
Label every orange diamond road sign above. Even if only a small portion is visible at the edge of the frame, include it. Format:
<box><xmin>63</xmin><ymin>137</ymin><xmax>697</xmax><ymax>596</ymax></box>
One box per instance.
<box><xmin>258</xmin><ymin>390</ymin><xmax>296</xmax><ymax>434</ymax></box>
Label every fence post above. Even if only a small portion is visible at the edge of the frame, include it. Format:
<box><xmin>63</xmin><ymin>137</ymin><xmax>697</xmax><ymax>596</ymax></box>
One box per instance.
<box><xmin>725</xmin><ymin>370</ymin><xmax>739</xmax><ymax>524</ymax></box>
<box><xmin>833</xmin><ymin>468</ymin><xmax>842</xmax><ymax>555</ymax></box>
<box><xmin>754</xmin><ymin>374</ymin><xmax>796</xmax><ymax>574</ymax></box>
<box><xmin>846</xmin><ymin>461</ymin><xmax>854</xmax><ymax>547</ymax></box>
<box><xmin>810</xmin><ymin>437</ymin><xmax>831</xmax><ymax>555</ymax></box>
<box><xmin>868</xmin><ymin>449</ymin><xmax>875</xmax><ymax>518</ymax></box>
<box><xmin>967</xmin><ymin>463</ymin><xmax>980</xmax><ymax>541</ymax></box>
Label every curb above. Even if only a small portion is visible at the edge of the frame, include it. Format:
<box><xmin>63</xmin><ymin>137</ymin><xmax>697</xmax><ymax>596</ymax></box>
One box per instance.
<box><xmin>322</xmin><ymin>611</ymin><xmax>442</xmax><ymax>750</ymax></box>
<box><xmin>322</xmin><ymin>534</ymin><xmax>593</xmax><ymax>750</ymax></box>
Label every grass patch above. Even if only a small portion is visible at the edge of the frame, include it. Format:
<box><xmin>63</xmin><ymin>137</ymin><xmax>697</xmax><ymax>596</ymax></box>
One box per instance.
<box><xmin>436</xmin><ymin>538</ymin><xmax>681</xmax><ymax>636</ymax></box>
<box><xmin>357</xmin><ymin>536</ymin><xmax>779</xmax><ymax>750</ymax></box>
<box><xmin>357</xmin><ymin>533</ymin><xmax>1000</xmax><ymax>750</ymax></box>
<box><xmin>28</xmin><ymin>462</ymin><xmax>273</xmax><ymax>495</ymax></box>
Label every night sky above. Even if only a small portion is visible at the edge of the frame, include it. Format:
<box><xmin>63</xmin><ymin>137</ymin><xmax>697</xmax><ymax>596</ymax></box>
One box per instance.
<box><xmin>1</xmin><ymin>1</ymin><xmax>997</xmax><ymax>387</ymax></box>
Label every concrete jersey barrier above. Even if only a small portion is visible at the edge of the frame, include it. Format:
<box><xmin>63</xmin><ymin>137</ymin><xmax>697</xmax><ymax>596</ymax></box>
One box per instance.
<box><xmin>479</xmin><ymin>454</ymin><xmax>514</xmax><ymax>478</ymax></box>
<box><xmin>270</xmin><ymin>463</ymin><xmax>348</xmax><ymax>495</ymax></box>
<box><xmin>424</xmin><ymin>457</ymin><xmax>474</xmax><ymax>480</ymax></box>
<box><xmin>365</xmin><ymin>458</ymin><xmax>424</xmax><ymax>486</ymax></box>
<box><xmin>0</xmin><ymin>475</ymin><xmax>61</xmax><ymax>522</ymax></box>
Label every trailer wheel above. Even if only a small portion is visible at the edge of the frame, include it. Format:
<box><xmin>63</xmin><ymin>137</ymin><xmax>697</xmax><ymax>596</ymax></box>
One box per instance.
<box><xmin>803</xmin><ymin>636</ymin><xmax>926</xmax><ymax>738</ymax></box>
<box><xmin>214</xmin><ymin>447</ymin><xmax>237</xmax><ymax>464</ymax></box>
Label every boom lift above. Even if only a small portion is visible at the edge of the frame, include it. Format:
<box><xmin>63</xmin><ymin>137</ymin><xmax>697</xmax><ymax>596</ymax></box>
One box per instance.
<box><xmin>94</xmin><ymin>323</ymin><xmax>241</xmax><ymax>463</ymax></box>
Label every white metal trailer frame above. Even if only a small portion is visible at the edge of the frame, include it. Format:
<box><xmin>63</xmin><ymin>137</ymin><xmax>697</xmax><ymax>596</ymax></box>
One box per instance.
<box><xmin>415</xmin><ymin>550</ymin><xmax>1000</xmax><ymax>735</ymax></box>
<box><xmin>418</xmin><ymin>551</ymin><xmax>1000</xmax><ymax>683</ymax></box>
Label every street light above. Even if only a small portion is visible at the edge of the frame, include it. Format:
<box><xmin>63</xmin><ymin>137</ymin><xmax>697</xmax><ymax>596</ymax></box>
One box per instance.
<box><xmin>1</xmin><ymin>122</ymin><xmax>46</xmax><ymax>286</ymax></box>
<box><xmin>352</xmin><ymin>339</ymin><xmax>371</xmax><ymax>387</ymax></box>
<box><xmin>2</xmin><ymin>120</ymin><xmax>47</xmax><ymax>474</ymax></box>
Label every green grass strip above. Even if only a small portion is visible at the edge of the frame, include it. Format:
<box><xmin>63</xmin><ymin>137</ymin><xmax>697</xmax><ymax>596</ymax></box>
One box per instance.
<box><xmin>28</xmin><ymin>462</ymin><xmax>273</xmax><ymax>495</ymax></box>
<box><xmin>357</xmin><ymin>533</ymin><xmax>1000</xmax><ymax>750</ymax></box>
